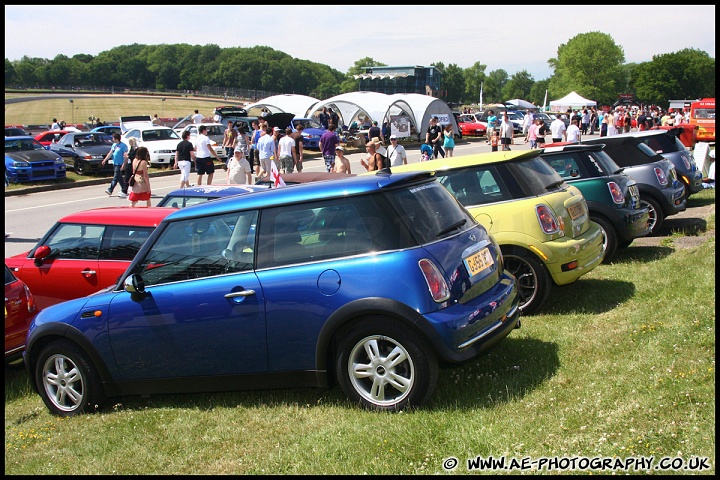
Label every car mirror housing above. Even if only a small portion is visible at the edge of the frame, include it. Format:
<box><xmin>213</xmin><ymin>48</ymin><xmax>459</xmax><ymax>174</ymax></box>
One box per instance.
<box><xmin>124</xmin><ymin>274</ymin><xmax>145</xmax><ymax>294</ymax></box>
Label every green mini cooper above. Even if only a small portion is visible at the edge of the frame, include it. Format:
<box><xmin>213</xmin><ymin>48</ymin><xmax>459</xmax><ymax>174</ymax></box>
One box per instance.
<box><xmin>386</xmin><ymin>150</ymin><xmax>605</xmax><ymax>314</ymax></box>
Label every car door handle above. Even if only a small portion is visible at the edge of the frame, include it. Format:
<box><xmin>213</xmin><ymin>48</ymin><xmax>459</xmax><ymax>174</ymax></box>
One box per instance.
<box><xmin>224</xmin><ymin>290</ymin><xmax>256</xmax><ymax>298</ymax></box>
<box><xmin>81</xmin><ymin>269</ymin><xmax>97</xmax><ymax>277</ymax></box>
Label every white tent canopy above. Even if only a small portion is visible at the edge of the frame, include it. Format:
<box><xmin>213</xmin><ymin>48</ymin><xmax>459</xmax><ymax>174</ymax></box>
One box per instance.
<box><xmin>309</xmin><ymin>92</ymin><xmax>458</xmax><ymax>140</ymax></box>
<box><xmin>243</xmin><ymin>94</ymin><xmax>320</xmax><ymax>118</ymax></box>
<box><xmin>505</xmin><ymin>98</ymin><xmax>537</xmax><ymax>109</ymax></box>
<box><xmin>549</xmin><ymin>91</ymin><xmax>596</xmax><ymax>111</ymax></box>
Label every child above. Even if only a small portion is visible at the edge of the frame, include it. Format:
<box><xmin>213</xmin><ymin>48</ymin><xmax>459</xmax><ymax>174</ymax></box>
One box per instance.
<box><xmin>490</xmin><ymin>131</ymin><xmax>500</xmax><ymax>152</ymax></box>
<box><xmin>420</xmin><ymin>143</ymin><xmax>433</xmax><ymax>162</ymax></box>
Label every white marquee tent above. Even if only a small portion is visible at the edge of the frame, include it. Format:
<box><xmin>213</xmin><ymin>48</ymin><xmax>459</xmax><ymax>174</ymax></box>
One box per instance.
<box><xmin>549</xmin><ymin>91</ymin><xmax>596</xmax><ymax>111</ymax></box>
<box><xmin>243</xmin><ymin>94</ymin><xmax>320</xmax><ymax>117</ymax></box>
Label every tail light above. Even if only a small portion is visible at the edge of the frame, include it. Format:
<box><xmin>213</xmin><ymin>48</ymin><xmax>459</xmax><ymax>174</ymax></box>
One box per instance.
<box><xmin>654</xmin><ymin>166</ymin><xmax>668</xmax><ymax>186</ymax></box>
<box><xmin>24</xmin><ymin>284</ymin><xmax>38</xmax><ymax>314</ymax></box>
<box><xmin>681</xmin><ymin>155</ymin><xmax>691</xmax><ymax>170</ymax></box>
<box><xmin>607</xmin><ymin>181</ymin><xmax>625</xmax><ymax>204</ymax></box>
<box><xmin>535</xmin><ymin>205</ymin><xmax>561</xmax><ymax>234</ymax></box>
<box><xmin>418</xmin><ymin>259</ymin><xmax>450</xmax><ymax>303</ymax></box>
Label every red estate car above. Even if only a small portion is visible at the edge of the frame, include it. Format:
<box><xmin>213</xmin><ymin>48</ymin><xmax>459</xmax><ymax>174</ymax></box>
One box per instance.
<box><xmin>456</xmin><ymin>114</ymin><xmax>488</xmax><ymax>137</ymax></box>
<box><xmin>5</xmin><ymin>264</ymin><xmax>38</xmax><ymax>362</ymax></box>
<box><xmin>5</xmin><ymin>207</ymin><xmax>175</xmax><ymax>310</ymax></box>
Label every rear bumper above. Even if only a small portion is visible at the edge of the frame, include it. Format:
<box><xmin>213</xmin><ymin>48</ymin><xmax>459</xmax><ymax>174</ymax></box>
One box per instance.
<box><xmin>543</xmin><ymin>222</ymin><xmax>605</xmax><ymax>285</ymax></box>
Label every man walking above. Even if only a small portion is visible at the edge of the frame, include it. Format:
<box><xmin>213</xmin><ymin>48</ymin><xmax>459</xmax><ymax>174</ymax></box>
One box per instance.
<box><xmin>195</xmin><ymin>125</ymin><xmax>219</xmax><ymax>185</ymax></box>
<box><xmin>550</xmin><ymin>115</ymin><xmax>567</xmax><ymax>143</ymax></box>
<box><xmin>102</xmin><ymin>132</ymin><xmax>128</xmax><ymax>197</ymax></box>
<box><xmin>319</xmin><ymin>124</ymin><xmax>340</xmax><ymax>172</ymax></box>
<box><xmin>386</xmin><ymin>135</ymin><xmax>407</xmax><ymax>166</ymax></box>
<box><xmin>425</xmin><ymin>117</ymin><xmax>444</xmax><ymax>159</ymax></box>
<box><xmin>257</xmin><ymin>126</ymin><xmax>277</xmax><ymax>177</ymax></box>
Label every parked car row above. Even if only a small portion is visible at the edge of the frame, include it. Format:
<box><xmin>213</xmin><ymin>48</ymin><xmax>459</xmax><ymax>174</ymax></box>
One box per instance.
<box><xmin>6</xmin><ymin>127</ymin><xmax>704</xmax><ymax>417</ymax></box>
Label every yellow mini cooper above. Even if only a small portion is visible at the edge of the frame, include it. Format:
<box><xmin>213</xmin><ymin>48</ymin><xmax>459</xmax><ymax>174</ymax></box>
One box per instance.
<box><xmin>383</xmin><ymin>150</ymin><xmax>605</xmax><ymax>314</ymax></box>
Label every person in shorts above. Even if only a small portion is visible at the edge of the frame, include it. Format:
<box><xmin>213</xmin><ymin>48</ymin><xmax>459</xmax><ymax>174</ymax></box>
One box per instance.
<box><xmin>194</xmin><ymin>124</ymin><xmax>219</xmax><ymax>185</ymax></box>
<box><xmin>319</xmin><ymin>124</ymin><xmax>340</xmax><ymax>172</ymax></box>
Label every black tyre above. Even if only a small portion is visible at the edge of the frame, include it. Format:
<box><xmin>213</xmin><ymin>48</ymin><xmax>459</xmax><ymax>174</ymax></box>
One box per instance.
<box><xmin>640</xmin><ymin>197</ymin><xmax>664</xmax><ymax>235</ymax></box>
<box><xmin>502</xmin><ymin>249</ymin><xmax>552</xmax><ymax>315</ymax></box>
<box><xmin>591</xmin><ymin>215</ymin><xmax>618</xmax><ymax>264</ymax></box>
<box><xmin>335</xmin><ymin>317</ymin><xmax>438</xmax><ymax>411</ymax></box>
<box><xmin>617</xmin><ymin>239</ymin><xmax>634</xmax><ymax>249</ymax></box>
<box><xmin>35</xmin><ymin>340</ymin><xmax>105</xmax><ymax>417</ymax></box>
<box><xmin>74</xmin><ymin>158</ymin><xmax>86</xmax><ymax>175</ymax></box>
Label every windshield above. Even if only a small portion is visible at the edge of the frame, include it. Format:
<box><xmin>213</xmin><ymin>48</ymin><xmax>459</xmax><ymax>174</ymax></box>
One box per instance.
<box><xmin>142</xmin><ymin>129</ymin><xmax>180</xmax><ymax>142</ymax></box>
<box><xmin>5</xmin><ymin>138</ymin><xmax>45</xmax><ymax>152</ymax></box>
<box><xmin>70</xmin><ymin>133</ymin><xmax>113</xmax><ymax>146</ymax></box>
<box><xmin>293</xmin><ymin>118</ymin><xmax>323</xmax><ymax>130</ymax></box>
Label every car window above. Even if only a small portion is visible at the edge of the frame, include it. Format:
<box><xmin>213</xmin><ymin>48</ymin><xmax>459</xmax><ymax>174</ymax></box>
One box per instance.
<box><xmin>99</xmin><ymin>227</ymin><xmax>154</xmax><ymax>260</ymax></box>
<box><xmin>544</xmin><ymin>154</ymin><xmax>583</xmax><ymax>179</ymax></box>
<box><xmin>42</xmin><ymin>224</ymin><xmax>104</xmax><ymax>260</ymax></box>
<box><xmin>206</xmin><ymin>125</ymin><xmax>225</xmax><ymax>136</ymax></box>
<box><xmin>256</xmin><ymin>196</ymin><xmax>394</xmax><ymax>269</ymax></box>
<box><xmin>501</xmin><ymin>156</ymin><xmax>566</xmax><ymax>195</ymax></box>
<box><xmin>438</xmin><ymin>168</ymin><xmax>510</xmax><ymax>206</ymax></box>
<box><xmin>157</xmin><ymin>195</ymin><xmax>216</xmax><ymax>208</ymax></box>
<box><xmin>5</xmin><ymin>264</ymin><xmax>17</xmax><ymax>285</ymax></box>
<box><xmin>137</xmin><ymin>211</ymin><xmax>257</xmax><ymax>286</ymax></box>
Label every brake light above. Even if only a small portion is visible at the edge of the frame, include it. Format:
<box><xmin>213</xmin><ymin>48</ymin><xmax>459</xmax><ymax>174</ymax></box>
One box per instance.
<box><xmin>535</xmin><ymin>205</ymin><xmax>561</xmax><ymax>234</ymax></box>
<box><xmin>418</xmin><ymin>259</ymin><xmax>451</xmax><ymax>303</ymax></box>
<box><xmin>654</xmin><ymin>167</ymin><xmax>668</xmax><ymax>186</ymax></box>
<box><xmin>24</xmin><ymin>285</ymin><xmax>38</xmax><ymax>314</ymax></box>
<box><xmin>607</xmin><ymin>181</ymin><xmax>625</xmax><ymax>204</ymax></box>
<box><xmin>681</xmin><ymin>156</ymin><xmax>691</xmax><ymax>170</ymax></box>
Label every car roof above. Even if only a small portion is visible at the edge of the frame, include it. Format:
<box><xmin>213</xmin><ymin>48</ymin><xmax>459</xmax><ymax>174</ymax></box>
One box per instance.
<box><xmin>256</xmin><ymin>172</ymin><xmax>354</xmax><ymax>185</ymax></box>
<box><xmin>58</xmin><ymin>207</ymin><xmax>176</xmax><ymax>226</ymax></box>
<box><xmin>164</xmin><ymin>185</ymin><xmax>268</xmax><ymax>197</ymax></box>
<box><xmin>387</xmin><ymin>150</ymin><xmax>541</xmax><ymax>173</ymax></box>
<box><xmin>541</xmin><ymin>144</ymin><xmax>605</xmax><ymax>154</ymax></box>
<box><xmin>5</xmin><ymin>135</ymin><xmax>36</xmax><ymax>141</ymax></box>
<box><xmin>167</xmin><ymin>171</ymin><xmax>436</xmax><ymax>221</ymax></box>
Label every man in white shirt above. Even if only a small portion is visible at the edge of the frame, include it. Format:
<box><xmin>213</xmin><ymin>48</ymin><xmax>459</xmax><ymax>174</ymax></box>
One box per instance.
<box><xmin>192</xmin><ymin>109</ymin><xmax>204</xmax><ymax>124</ymax></box>
<box><xmin>195</xmin><ymin>125</ymin><xmax>219</xmax><ymax>185</ymax></box>
<box><xmin>277</xmin><ymin>127</ymin><xmax>297</xmax><ymax>173</ymax></box>
<box><xmin>566</xmin><ymin>119</ymin><xmax>581</xmax><ymax>143</ymax></box>
<box><xmin>386</xmin><ymin>135</ymin><xmax>407</xmax><ymax>166</ymax></box>
<box><xmin>550</xmin><ymin>117</ymin><xmax>567</xmax><ymax>143</ymax></box>
<box><xmin>522</xmin><ymin>111</ymin><xmax>534</xmax><ymax>139</ymax></box>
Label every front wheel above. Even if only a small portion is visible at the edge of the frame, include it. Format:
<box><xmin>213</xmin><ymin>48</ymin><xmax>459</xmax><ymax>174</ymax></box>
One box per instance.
<box><xmin>641</xmin><ymin>197</ymin><xmax>664</xmax><ymax>235</ymax></box>
<box><xmin>35</xmin><ymin>340</ymin><xmax>105</xmax><ymax>416</ymax></box>
<box><xmin>502</xmin><ymin>249</ymin><xmax>552</xmax><ymax>315</ymax></box>
<box><xmin>74</xmin><ymin>158</ymin><xmax>86</xmax><ymax>175</ymax></box>
<box><xmin>335</xmin><ymin>318</ymin><xmax>438</xmax><ymax>411</ymax></box>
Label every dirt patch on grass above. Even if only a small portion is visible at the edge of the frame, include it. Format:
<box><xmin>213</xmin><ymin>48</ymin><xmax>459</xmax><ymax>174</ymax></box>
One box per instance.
<box><xmin>631</xmin><ymin>202</ymin><xmax>715</xmax><ymax>249</ymax></box>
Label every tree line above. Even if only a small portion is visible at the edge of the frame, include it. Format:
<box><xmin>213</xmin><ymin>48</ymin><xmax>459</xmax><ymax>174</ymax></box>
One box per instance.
<box><xmin>4</xmin><ymin>32</ymin><xmax>715</xmax><ymax>108</ymax></box>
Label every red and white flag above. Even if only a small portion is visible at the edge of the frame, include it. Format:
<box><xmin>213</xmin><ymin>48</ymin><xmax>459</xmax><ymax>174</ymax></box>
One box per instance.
<box><xmin>270</xmin><ymin>160</ymin><xmax>286</xmax><ymax>188</ymax></box>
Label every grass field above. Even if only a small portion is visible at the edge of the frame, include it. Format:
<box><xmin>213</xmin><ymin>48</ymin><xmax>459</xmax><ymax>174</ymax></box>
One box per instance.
<box><xmin>4</xmin><ymin>190</ymin><xmax>715</xmax><ymax>475</ymax></box>
<box><xmin>5</xmin><ymin>92</ymin><xmax>241</xmax><ymax>127</ymax></box>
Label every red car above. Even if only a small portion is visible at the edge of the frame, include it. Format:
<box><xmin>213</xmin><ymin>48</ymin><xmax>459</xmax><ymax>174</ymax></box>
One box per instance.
<box><xmin>5</xmin><ymin>264</ymin><xmax>38</xmax><ymax>362</ymax></box>
<box><xmin>456</xmin><ymin>114</ymin><xmax>487</xmax><ymax>137</ymax></box>
<box><xmin>5</xmin><ymin>207</ymin><xmax>175</xmax><ymax>310</ymax></box>
<box><xmin>34</xmin><ymin>130</ymin><xmax>72</xmax><ymax>146</ymax></box>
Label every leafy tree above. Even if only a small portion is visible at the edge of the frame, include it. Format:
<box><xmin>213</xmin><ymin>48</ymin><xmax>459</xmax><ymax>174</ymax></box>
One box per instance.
<box><xmin>528</xmin><ymin>79</ymin><xmax>550</xmax><ymax>108</ymax></box>
<box><xmin>437</xmin><ymin>63</ymin><xmax>465</xmax><ymax>104</ymax></box>
<box><xmin>548</xmin><ymin>31</ymin><xmax>624</xmax><ymax>106</ymax></box>
<box><xmin>502</xmin><ymin>70</ymin><xmax>534</xmax><ymax>102</ymax></box>
<box><xmin>634</xmin><ymin>49</ymin><xmax>715</xmax><ymax>105</ymax></box>
<box><xmin>484</xmin><ymin>69</ymin><xmax>509</xmax><ymax>105</ymax></box>
<box><xmin>462</xmin><ymin>62</ymin><xmax>487</xmax><ymax>106</ymax></box>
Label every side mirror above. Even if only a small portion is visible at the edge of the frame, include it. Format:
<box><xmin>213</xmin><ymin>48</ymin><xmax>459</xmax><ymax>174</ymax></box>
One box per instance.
<box><xmin>33</xmin><ymin>245</ymin><xmax>51</xmax><ymax>265</ymax></box>
<box><xmin>124</xmin><ymin>274</ymin><xmax>146</xmax><ymax>294</ymax></box>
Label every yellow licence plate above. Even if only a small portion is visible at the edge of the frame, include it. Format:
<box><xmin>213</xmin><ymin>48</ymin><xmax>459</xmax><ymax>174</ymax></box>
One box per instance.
<box><xmin>567</xmin><ymin>202</ymin><xmax>584</xmax><ymax>220</ymax></box>
<box><xmin>464</xmin><ymin>247</ymin><xmax>495</xmax><ymax>277</ymax></box>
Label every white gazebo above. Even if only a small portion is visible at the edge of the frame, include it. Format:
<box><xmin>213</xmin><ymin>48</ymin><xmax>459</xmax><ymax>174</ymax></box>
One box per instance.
<box><xmin>548</xmin><ymin>91</ymin><xmax>596</xmax><ymax>111</ymax></box>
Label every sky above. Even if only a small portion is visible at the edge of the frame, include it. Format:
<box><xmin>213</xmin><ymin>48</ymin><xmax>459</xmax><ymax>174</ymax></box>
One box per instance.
<box><xmin>4</xmin><ymin>5</ymin><xmax>716</xmax><ymax>82</ymax></box>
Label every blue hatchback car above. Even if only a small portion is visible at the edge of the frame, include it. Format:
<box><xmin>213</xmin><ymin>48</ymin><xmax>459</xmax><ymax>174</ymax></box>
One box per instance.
<box><xmin>25</xmin><ymin>171</ymin><xmax>520</xmax><ymax>415</ymax></box>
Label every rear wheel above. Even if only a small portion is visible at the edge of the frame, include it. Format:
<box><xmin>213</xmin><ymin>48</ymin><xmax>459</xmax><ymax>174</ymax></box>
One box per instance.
<box><xmin>35</xmin><ymin>340</ymin><xmax>105</xmax><ymax>416</ymax></box>
<box><xmin>591</xmin><ymin>215</ymin><xmax>618</xmax><ymax>264</ymax></box>
<box><xmin>502</xmin><ymin>249</ymin><xmax>552</xmax><ymax>315</ymax></box>
<box><xmin>641</xmin><ymin>197</ymin><xmax>664</xmax><ymax>235</ymax></box>
<box><xmin>336</xmin><ymin>318</ymin><xmax>438</xmax><ymax>411</ymax></box>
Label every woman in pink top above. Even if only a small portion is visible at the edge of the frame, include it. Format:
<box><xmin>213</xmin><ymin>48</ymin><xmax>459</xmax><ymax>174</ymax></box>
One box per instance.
<box><xmin>526</xmin><ymin>119</ymin><xmax>539</xmax><ymax>149</ymax></box>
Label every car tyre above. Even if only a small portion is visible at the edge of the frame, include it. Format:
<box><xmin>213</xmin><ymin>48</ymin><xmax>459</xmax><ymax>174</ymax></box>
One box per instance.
<box><xmin>591</xmin><ymin>215</ymin><xmax>618</xmax><ymax>264</ymax></box>
<box><xmin>335</xmin><ymin>317</ymin><xmax>438</xmax><ymax>412</ymax></box>
<box><xmin>640</xmin><ymin>197</ymin><xmax>664</xmax><ymax>235</ymax></box>
<box><xmin>617</xmin><ymin>239</ymin><xmax>633</xmax><ymax>249</ymax></box>
<box><xmin>35</xmin><ymin>339</ymin><xmax>105</xmax><ymax>417</ymax></box>
<box><xmin>74</xmin><ymin>157</ymin><xmax>86</xmax><ymax>175</ymax></box>
<box><xmin>502</xmin><ymin>249</ymin><xmax>552</xmax><ymax>315</ymax></box>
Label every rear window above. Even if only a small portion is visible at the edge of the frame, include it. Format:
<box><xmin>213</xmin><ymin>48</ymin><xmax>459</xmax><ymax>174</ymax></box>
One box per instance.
<box><xmin>504</xmin><ymin>156</ymin><xmax>565</xmax><ymax>195</ymax></box>
<box><xmin>640</xmin><ymin>134</ymin><xmax>684</xmax><ymax>154</ymax></box>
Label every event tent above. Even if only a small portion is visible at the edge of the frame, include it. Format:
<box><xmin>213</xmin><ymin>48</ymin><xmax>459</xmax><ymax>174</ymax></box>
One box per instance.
<box><xmin>243</xmin><ymin>94</ymin><xmax>320</xmax><ymax>118</ymax></box>
<box><xmin>505</xmin><ymin>98</ymin><xmax>537</xmax><ymax>110</ymax></box>
<box><xmin>309</xmin><ymin>92</ymin><xmax>458</xmax><ymax>139</ymax></box>
<box><xmin>549</xmin><ymin>91</ymin><xmax>596</xmax><ymax>110</ymax></box>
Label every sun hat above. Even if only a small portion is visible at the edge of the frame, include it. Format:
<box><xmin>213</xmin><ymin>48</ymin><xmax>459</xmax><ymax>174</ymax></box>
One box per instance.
<box><xmin>389</xmin><ymin>134</ymin><xmax>397</xmax><ymax>140</ymax></box>
<box><xmin>335</xmin><ymin>145</ymin><xmax>343</xmax><ymax>151</ymax></box>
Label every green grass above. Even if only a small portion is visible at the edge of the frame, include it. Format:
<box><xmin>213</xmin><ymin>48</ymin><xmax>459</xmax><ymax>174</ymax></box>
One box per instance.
<box><xmin>4</xmin><ymin>190</ymin><xmax>715</xmax><ymax>475</ymax></box>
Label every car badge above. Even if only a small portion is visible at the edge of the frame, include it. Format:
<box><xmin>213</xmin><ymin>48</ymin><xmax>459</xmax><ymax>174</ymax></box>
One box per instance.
<box><xmin>469</xmin><ymin>234</ymin><xmax>477</xmax><ymax>242</ymax></box>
